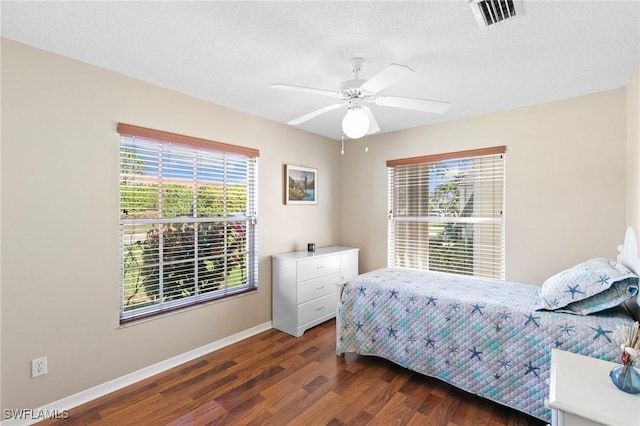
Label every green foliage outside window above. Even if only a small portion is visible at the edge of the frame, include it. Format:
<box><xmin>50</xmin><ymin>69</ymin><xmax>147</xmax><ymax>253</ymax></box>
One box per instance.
<box><xmin>121</xmin><ymin>183</ymin><xmax>247</xmax><ymax>218</ymax></box>
<box><xmin>121</xmin><ymin>181</ymin><xmax>249</xmax><ymax>312</ymax></box>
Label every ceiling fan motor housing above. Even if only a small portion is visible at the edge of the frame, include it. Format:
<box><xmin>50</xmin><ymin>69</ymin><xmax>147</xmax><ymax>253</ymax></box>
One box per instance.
<box><xmin>346</xmin><ymin>98</ymin><xmax>364</xmax><ymax>109</ymax></box>
<box><xmin>340</xmin><ymin>79</ymin><xmax>372</xmax><ymax>99</ymax></box>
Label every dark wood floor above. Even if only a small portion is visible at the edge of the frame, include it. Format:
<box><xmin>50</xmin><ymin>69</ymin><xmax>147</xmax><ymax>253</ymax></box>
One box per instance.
<box><xmin>39</xmin><ymin>319</ymin><xmax>546</xmax><ymax>425</ymax></box>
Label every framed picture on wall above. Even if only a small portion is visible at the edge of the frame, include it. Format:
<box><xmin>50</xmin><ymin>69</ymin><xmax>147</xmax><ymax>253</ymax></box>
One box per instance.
<box><xmin>285</xmin><ymin>164</ymin><xmax>318</xmax><ymax>205</ymax></box>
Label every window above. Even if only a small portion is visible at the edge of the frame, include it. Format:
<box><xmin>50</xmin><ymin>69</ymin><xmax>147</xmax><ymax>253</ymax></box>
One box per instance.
<box><xmin>118</xmin><ymin>123</ymin><xmax>259</xmax><ymax>323</ymax></box>
<box><xmin>387</xmin><ymin>146</ymin><xmax>505</xmax><ymax>279</ymax></box>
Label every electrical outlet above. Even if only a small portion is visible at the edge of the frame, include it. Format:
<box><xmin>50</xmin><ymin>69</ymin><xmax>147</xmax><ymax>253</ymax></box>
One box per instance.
<box><xmin>32</xmin><ymin>356</ymin><xmax>47</xmax><ymax>378</ymax></box>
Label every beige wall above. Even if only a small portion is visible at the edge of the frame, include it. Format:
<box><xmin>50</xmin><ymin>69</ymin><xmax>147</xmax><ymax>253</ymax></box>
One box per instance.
<box><xmin>339</xmin><ymin>90</ymin><xmax>628</xmax><ymax>285</ymax></box>
<box><xmin>1</xmin><ymin>37</ymin><xmax>636</xmax><ymax>413</ymax></box>
<box><xmin>627</xmin><ymin>64</ymin><xmax>640</xmax><ymax>232</ymax></box>
<box><xmin>0</xmin><ymin>39</ymin><xmax>342</xmax><ymax>411</ymax></box>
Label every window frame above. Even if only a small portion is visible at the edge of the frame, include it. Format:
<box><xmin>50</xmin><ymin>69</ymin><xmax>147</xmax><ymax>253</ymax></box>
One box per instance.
<box><xmin>118</xmin><ymin>123</ymin><xmax>259</xmax><ymax>323</ymax></box>
<box><xmin>387</xmin><ymin>146</ymin><xmax>506</xmax><ymax>279</ymax></box>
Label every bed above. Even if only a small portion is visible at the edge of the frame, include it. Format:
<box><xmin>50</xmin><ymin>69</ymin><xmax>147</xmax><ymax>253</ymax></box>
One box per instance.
<box><xmin>336</xmin><ymin>228</ymin><xmax>640</xmax><ymax>422</ymax></box>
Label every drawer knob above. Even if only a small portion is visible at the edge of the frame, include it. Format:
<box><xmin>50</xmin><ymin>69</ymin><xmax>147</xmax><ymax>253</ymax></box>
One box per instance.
<box><xmin>316</xmin><ymin>305</ymin><xmax>325</xmax><ymax>311</ymax></box>
<box><xmin>316</xmin><ymin>265</ymin><xmax>325</xmax><ymax>269</ymax></box>
<box><xmin>316</xmin><ymin>285</ymin><xmax>325</xmax><ymax>290</ymax></box>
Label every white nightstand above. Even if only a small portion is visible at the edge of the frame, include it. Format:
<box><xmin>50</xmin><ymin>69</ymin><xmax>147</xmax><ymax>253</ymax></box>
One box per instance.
<box><xmin>549</xmin><ymin>349</ymin><xmax>640</xmax><ymax>426</ymax></box>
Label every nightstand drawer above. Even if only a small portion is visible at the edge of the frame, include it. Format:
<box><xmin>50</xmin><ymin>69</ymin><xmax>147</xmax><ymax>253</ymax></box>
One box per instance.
<box><xmin>298</xmin><ymin>273</ymin><xmax>339</xmax><ymax>304</ymax></box>
<box><xmin>298</xmin><ymin>293</ymin><xmax>335</xmax><ymax>325</ymax></box>
<box><xmin>297</xmin><ymin>256</ymin><xmax>340</xmax><ymax>282</ymax></box>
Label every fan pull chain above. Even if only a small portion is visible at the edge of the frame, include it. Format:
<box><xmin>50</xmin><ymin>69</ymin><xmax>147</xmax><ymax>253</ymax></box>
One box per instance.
<box><xmin>365</xmin><ymin>135</ymin><xmax>369</xmax><ymax>152</ymax></box>
<box><xmin>341</xmin><ymin>136</ymin><xmax>345</xmax><ymax>155</ymax></box>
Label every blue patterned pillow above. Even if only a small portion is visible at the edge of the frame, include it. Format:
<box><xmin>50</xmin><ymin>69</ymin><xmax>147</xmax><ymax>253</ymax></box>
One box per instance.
<box><xmin>558</xmin><ymin>279</ymin><xmax>638</xmax><ymax>315</ymax></box>
<box><xmin>534</xmin><ymin>258</ymin><xmax>639</xmax><ymax>314</ymax></box>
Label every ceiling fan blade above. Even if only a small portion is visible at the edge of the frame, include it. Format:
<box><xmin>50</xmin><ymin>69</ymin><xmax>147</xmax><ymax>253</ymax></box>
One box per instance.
<box><xmin>375</xmin><ymin>96</ymin><xmax>450</xmax><ymax>114</ymax></box>
<box><xmin>287</xmin><ymin>103</ymin><xmax>345</xmax><ymax>125</ymax></box>
<box><xmin>360</xmin><ymin>63</ymin><xmax>414</xmax><ymax>93</ymax></box>
<box><xmin>362</xmin><ymin>106</ymin><xmax>380</xmax><ymax>134</ymax></box>
<box><xmin>270</xmin><ymin>84</ymin><xmax>342</xmax><ymax>98</ymax></box>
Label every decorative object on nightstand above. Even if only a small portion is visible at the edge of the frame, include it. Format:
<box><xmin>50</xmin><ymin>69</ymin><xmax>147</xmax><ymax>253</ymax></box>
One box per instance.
<box><xmin>610</xmin><ymin>321</ymin><xmax>640</xmax><ymax>394</ymax></box>
<box><xmin>272</xmin><ymin>246</ymin><xmax>358</xmax><ymax>337</ymax></box>
<box><xmin>609</xmin><ymin>364</ymin><xmax>640</xmax><ymax>394</ymax></box>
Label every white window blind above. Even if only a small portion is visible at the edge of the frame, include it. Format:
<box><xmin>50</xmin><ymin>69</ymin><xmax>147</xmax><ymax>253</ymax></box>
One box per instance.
<box><xmin>118</xmin><ymin>124</ymin><xmax>259</xmax><ymax>323</ymax></box>
<box><xmin>387</xmin><ymin>147</ymin><xmax>505</xmax><ymax>279</ymax></box>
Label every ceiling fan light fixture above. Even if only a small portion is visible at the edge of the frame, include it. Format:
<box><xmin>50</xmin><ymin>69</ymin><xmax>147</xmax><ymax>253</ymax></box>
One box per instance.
<box><xmin>342</xmin><ymin>107</ymin><xmax>369</xmax><ymax>139</ymax></box>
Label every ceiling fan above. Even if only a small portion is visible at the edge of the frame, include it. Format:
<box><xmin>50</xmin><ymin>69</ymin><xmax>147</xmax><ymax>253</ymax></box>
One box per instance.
<box><xmin>271</xmin><ymin>57</ymin><xmax>451</xmax><ymax>139</ymax></box>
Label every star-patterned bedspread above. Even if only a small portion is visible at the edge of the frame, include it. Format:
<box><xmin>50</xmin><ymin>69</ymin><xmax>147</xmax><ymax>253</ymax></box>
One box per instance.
<box><xmin>335</xmin><ymin>268</ymin><xmax>634</xmax><ymax>422</ymax></box>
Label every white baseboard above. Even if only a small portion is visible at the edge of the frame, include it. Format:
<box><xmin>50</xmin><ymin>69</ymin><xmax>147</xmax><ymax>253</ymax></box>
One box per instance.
<box><xmin>1</xmin><ymin>321</ymin><xmax>273</xmax><ymax>426</ymax></box>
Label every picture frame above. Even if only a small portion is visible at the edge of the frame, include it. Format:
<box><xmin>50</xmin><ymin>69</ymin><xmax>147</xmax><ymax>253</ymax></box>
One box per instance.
<box><xmin>285</xmin><ymin>164</ymin><xmax>318</xmax><ymax>205</ymax></box>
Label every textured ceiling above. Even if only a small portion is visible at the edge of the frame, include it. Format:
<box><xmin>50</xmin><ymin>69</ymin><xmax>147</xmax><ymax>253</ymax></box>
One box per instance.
<box><xmin>1</xmin><ymin>1</ymin><xmax>639</xmax><ymax>140</ymax></box>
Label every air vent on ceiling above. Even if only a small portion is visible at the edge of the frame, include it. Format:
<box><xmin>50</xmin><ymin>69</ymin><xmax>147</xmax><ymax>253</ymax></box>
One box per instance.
<box><xmin>469</xmin><ymin>0</ymin><xmax>524</xmax><ymax>29</ymax></box>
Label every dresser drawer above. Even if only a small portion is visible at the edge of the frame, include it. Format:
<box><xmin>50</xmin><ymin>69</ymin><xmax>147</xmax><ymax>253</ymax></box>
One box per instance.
<box><xmin>297</xmin><ymin>256</ymin><xmax>340</xmax><ymax>282</ymax></box>
<box><xmin>298</xmin><ymin>273</ymin><xmax>339</xmax><ymax>304</ymax></box>
<box><xmin>298</xmin><ymin>293</ymin><xmax>335</xmax><ymax>325</ymax></box>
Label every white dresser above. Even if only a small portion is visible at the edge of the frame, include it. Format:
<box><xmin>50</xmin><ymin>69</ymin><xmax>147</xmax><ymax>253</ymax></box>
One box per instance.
<box><xmin>549</xmin><ymin>349</ymin><xmax>640</xmax><ymax>426</ymax></box>
<box><xmin>272</xmin><ymin>246</ymin><xmax>359</xmax><ymax>337</ymax></box>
